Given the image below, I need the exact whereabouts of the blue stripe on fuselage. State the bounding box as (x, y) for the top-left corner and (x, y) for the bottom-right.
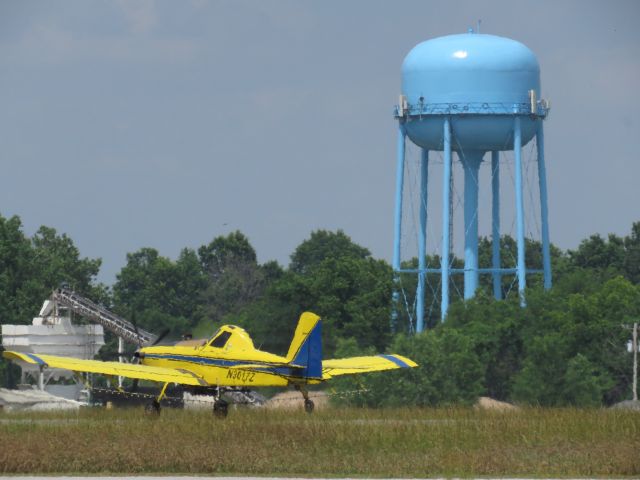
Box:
(143, 353), (242, 368)
(378, 354), (410, 368)
(143, 353), (309, 379)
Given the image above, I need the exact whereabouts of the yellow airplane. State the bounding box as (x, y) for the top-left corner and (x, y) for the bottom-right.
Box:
(3, 312), (417, 416)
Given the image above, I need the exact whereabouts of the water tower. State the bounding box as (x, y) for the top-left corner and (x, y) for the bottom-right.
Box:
(391, 31), (552, 332)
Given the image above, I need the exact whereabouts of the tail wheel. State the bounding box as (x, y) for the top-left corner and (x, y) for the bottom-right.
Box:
(304, 399), (315, 414)
(213, 399), (229, 418)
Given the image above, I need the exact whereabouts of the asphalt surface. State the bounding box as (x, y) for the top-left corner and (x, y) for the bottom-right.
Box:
(0, 477), (615, 480)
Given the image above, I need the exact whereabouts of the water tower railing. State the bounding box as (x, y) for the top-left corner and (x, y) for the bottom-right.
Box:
(394, 101), (549, 118)
(396, 267), (544, 275)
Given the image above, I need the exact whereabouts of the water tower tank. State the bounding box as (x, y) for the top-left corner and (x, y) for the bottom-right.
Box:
(401, 33), (541, 151)
(391, 31), (551, 332)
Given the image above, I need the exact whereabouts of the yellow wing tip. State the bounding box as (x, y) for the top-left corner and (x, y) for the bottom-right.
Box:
(3, 351), (40, 365)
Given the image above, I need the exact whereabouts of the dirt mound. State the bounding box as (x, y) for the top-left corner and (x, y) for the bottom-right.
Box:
(0, 388), (84, 412)
(610, 399), (640, 411)
(474, 396), (519, 411)
(266, 390), (329, 410)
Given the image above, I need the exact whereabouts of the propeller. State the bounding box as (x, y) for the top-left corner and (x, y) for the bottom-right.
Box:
(150, 328), (170, 347)
(128, 326), (170, 393)
(107, 309), (173, 393)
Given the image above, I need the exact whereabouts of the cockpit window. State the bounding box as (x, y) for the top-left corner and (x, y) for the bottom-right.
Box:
(209, 331), (232, 348)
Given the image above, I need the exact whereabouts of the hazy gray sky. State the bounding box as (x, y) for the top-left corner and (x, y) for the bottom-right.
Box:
(1, 0), (638, 284)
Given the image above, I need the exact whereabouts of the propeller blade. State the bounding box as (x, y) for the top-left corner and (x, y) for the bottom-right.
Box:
(130, 310), (144, 348)
(127, 378), (139, 393)
(151, 328), (170, 346)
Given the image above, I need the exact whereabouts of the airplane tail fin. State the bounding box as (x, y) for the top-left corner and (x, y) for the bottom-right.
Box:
(285, 312), (323, 379)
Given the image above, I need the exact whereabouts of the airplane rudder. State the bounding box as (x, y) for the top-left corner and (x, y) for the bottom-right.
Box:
(304, 316), (322, 378)
(286, 312), (320, 359)
(287, 312), (323, 379)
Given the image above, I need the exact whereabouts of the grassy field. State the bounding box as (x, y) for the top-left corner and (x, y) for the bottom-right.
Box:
(0, 405), (638, 476)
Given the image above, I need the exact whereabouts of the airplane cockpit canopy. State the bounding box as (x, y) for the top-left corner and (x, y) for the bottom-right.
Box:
(206, 325), (255, 351)
(209, 330), (231, 348)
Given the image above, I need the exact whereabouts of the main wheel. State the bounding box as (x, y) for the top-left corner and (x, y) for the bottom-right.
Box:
(145, 400), (161, 415)
(304, 399), (314, 414)
(213, 399), (229, 418)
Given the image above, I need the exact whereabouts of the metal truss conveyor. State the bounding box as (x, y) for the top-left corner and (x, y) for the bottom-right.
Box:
(51, 287), (155, 346)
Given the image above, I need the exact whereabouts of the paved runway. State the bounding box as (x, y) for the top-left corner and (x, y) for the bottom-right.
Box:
(0, 477), (612, 480)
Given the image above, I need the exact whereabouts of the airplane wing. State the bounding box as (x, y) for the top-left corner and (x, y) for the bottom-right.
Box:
(225, 354), (417, 379)
(322, 354), (417, 379)
(3, 351), (208, 386)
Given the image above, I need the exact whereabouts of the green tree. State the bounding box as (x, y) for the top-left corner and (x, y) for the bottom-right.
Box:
(393, 253), (466, 333)
(0, 218), (103, 326)
(31, 226), (104, 300)
(112, 247), (205, 336)
(198, 230), (257, 278)
(623, 222), (640, 283)
(311, 256), (392, 353)
(560, 224), (640, 286)
(0, 214), (103, 387)
(232, 257), (393, 357)
(511, 332), (568, 405)
(562, 354), (613, 407)
(585, 276), (640, 403)
(197, 232), (277, 331)
(333, 329), (484, 407)
(444, 292), (524, 400)
(289, 229), (370, 274)
(568, 233), (625, 274)
(505, 277), (638, 406)
(228, 231), (393, 357)
(0, 215), (40, 327)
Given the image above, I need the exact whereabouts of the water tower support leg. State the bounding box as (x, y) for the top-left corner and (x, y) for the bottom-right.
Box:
(536, 121), (552, 290)
(391, 124), (407, 331)
(416, 148), (429, 333)
(441, 117), (452, 321)
(514, 117), (526, 306)
(491, 151), (502, 300)
(462, 151), (483, 300)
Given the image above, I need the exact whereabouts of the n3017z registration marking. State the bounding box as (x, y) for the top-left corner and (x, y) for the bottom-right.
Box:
(226, 369), (256, 382)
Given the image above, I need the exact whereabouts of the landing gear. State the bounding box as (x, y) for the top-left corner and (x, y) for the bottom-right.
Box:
(304, 398), (315, 414)
(145, 400), (161, 415)
(213, 398), (229, 418)
(145, 382), (169, 416)
(295, 384), (315, 414)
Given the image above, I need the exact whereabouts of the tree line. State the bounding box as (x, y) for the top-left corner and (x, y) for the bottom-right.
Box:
(0, 212), (638, 407)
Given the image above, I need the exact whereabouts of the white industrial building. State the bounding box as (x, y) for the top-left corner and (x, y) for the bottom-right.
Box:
(1, 299), (105, 400)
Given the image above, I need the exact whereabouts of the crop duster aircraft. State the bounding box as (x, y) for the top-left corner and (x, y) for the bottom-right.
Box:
(3, 312), (417, 416)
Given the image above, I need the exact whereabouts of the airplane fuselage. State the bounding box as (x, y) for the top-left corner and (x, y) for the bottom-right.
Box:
(140, 345), (296, 387)
(138, 324), (321, 387)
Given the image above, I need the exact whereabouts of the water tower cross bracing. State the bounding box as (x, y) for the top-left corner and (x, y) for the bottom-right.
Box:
(391, 31), (552, 332)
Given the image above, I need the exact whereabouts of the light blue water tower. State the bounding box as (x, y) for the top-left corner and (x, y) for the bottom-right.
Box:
(391, 31), (552, 332)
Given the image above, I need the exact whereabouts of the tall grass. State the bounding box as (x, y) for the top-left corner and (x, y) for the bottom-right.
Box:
(0, 406), (638, 476)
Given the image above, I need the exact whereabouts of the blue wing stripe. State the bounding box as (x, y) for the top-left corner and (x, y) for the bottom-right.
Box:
(25, 353), (47, 366)
(378, 354), (410, 368)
